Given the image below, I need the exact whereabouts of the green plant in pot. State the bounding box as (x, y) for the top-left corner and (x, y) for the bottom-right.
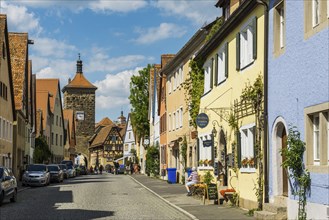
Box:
(203, 171), (213, 186)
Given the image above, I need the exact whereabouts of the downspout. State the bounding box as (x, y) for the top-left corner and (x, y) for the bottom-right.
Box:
(256, 0), (269, 203)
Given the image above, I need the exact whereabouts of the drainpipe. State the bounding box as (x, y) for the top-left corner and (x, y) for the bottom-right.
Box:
(256, 0), (269, 204)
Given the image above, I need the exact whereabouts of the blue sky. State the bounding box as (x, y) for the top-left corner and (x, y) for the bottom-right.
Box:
(0, 0), (219, 123)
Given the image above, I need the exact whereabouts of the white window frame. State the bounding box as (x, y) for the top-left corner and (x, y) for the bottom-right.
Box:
(168, 80), (171, 94)
(240, 123), (255, 160)
(203, 61), (212, 94)
(217, 45), (226, 84)
(312, 0), (320, 27)
(180, 107), (183, 128)
(3, 119), (6, 140)
(173, 73), (177, 91)
(168, 114), (171, 131)
(313, 114), (320, 165)
(279, 6), (285, 49)
(240, 24), (254, 68)
(180, 66), (184, 85)
(176, 109), (179, 130)
(172, 112), (175, 131)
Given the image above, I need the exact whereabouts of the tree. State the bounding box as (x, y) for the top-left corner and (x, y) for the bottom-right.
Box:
(33, 136), (51, 163)
(129, 64), (151, 141)
(145, 146), (159, 176)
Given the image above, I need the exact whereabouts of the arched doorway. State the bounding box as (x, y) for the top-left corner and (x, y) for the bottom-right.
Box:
(272, 117), (288, 197)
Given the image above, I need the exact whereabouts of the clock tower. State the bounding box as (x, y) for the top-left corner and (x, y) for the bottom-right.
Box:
(62, 55), (97, 162)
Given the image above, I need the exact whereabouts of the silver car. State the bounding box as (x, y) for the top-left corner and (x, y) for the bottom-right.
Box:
(0, 167), (17, 205)
(22, 164), (50, 186)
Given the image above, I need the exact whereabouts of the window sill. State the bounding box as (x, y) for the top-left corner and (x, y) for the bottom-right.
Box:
(240, 60), (255, 71)
(217, 78), (227, 87)
(240, 167), (256, 173)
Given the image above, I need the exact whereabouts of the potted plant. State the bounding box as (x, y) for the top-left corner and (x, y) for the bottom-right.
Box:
(241, 158), (249, 168)
(248, 157), (255, 168)
(198, 160), (204, 166)
(208, 160), (213, 166)
(203, 159), (209, 166)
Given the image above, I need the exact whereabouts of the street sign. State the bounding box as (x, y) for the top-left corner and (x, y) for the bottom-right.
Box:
(203, 140), (212, 147)
(196, 113), (209, 128)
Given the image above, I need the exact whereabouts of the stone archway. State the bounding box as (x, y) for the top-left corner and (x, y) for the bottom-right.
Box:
(272, 117), (289, 198)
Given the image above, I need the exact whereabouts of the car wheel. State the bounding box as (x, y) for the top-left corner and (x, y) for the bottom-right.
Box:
(10, 189), (17, 203)
(0, 191), (4, 206)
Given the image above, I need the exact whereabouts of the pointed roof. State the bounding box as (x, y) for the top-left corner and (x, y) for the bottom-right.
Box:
(95, 117), (114, 128)
(36, 78), (61, 113)
(0, 14), (16, 121)
(8, 32), (28, 110)
(36, 90), (51, 130)
(90, 125), (115, 148)
(62, 56), (97, 91)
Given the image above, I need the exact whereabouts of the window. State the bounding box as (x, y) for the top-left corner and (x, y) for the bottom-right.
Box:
(240, 124), (255, 161)
(60, 135), (62, 146)
(56, 134), (58, 145)
(128, 132), (131, 139)
(0, 117), (2, 139)
(51, 133), (54, 145)
(274, 1), (285, 56)
(60, 117), (62, 127)
(312, 0), (320, 27)
(168, 114), (171, 131)
(176, 109), (179, 129)
(168, 80), (171, 94)
(237, 17), (257, 70)
(313, 115), (320, 165)
(305, 102), (329, 171)
(180, 107), (183, 127)
(223, 3), (230, 21)
(203, 61), (212, 94)
(56, 116), (58, 126)
(173, 113), (176, 131)
(180, 66), (184, 84)
(217, 43), (228, 85)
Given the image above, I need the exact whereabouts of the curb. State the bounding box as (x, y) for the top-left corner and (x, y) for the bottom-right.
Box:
(130, 175), (198, 220)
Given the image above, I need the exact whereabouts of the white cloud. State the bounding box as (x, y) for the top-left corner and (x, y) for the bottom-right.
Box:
(86, 47), (152, 73)
(0, 2), (42, 35)
(153, 0), (219, 26)
(94, 67), (142, 110)
(31, 37), (77, 58)
(88, 0), (147, 13)
(133, 23), (186, 45)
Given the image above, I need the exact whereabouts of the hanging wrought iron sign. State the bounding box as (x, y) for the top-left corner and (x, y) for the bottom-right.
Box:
(196, 113), (209, 128)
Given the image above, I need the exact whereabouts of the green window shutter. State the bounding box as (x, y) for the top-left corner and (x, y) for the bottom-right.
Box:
(215, 54), (218, 85)
(225, 42), (229, 78)
(236, 131), (241, 168)
(236, 32), (240, 70)
(253, 126), (257, 169)
(252, 17), (257, 60)
(210, 58), (214, 89)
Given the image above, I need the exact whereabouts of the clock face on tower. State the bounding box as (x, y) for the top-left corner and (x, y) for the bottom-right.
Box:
(76, 111), (85, 121)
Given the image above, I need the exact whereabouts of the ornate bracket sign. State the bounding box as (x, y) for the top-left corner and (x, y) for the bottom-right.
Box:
(196, 113), (209, 128)
(203, 140), (212, 147)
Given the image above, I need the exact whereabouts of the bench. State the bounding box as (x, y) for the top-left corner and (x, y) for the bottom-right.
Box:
(190, 183), (206, 199)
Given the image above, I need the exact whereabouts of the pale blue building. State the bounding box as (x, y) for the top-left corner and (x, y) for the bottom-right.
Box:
(267, 0), (329, 219)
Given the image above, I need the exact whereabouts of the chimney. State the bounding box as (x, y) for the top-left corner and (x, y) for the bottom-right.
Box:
(161, 54), (175, 69)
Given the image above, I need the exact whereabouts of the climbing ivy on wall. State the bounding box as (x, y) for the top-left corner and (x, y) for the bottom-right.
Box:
(183, 60), (204, 128)
(281, 127), (311, 220)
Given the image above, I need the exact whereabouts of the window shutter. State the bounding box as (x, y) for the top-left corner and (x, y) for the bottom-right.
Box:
(236, 131), (241, 168)
(253, 126), (257, 169)
(210, 58), (214, 89)
(215, 54), (219, 85)
(225, 42), (229, 78)
(252, 17), (257, 59)
(236, 32), (240, 70)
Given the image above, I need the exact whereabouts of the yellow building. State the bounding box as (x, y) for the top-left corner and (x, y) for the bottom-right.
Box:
(161, 23), (216, 183)
(195, 0), (266, 209)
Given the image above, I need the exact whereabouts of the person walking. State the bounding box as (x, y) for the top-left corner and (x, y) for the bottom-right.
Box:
(130, 163), (134, 175)
(185, 167), (198, 196)
(99, 164), (104, 174)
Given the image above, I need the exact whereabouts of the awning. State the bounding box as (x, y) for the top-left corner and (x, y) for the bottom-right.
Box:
(115, 155), (129, 163)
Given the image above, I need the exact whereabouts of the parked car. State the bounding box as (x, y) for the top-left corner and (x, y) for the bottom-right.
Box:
(60, 160), (73, 167)
(47, 165), (64, 183)
(22, 164), (50, 186)
(67, 165), (76, 178)
(58, 164), (68, 179)
(79, 165), (87, 175)
(0, 167), (17, 206)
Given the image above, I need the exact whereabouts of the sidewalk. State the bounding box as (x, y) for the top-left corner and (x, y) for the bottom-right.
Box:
(130, 174), (255, 220)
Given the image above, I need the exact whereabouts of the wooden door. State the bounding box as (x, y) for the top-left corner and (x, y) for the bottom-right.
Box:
(282, 128), (288, 197)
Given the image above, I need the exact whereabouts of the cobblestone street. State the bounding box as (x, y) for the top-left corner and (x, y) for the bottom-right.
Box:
(0, 174), (190, 220)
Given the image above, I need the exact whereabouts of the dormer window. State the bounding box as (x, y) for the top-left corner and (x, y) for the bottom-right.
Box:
(224, 3), (230, 21)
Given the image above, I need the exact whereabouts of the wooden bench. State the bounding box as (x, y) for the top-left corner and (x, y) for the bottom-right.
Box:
(190, 183), (206, 200)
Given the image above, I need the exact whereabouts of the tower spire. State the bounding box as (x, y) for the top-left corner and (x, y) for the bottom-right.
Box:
(77, 53), (83, 73)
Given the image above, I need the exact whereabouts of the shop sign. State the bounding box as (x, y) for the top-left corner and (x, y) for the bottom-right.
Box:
(196, 113), (209, 128)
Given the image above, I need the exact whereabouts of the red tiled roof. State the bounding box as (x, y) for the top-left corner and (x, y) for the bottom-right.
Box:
(36, 79), (61, 113)
(9, 32), (28, 110)
(95, 117), (114, 128)
(90, 125), (114, 147)
(62, 73), (97, 91)
(36, 91), (50, 130)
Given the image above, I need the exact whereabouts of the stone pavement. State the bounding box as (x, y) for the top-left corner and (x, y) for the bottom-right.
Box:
(130, 174), (255, 220)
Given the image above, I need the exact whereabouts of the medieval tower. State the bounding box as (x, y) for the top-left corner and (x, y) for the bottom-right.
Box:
(62, 55), (97, 164)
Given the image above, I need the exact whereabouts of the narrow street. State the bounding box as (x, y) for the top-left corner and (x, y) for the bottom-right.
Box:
(0, 174), (190, 220)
